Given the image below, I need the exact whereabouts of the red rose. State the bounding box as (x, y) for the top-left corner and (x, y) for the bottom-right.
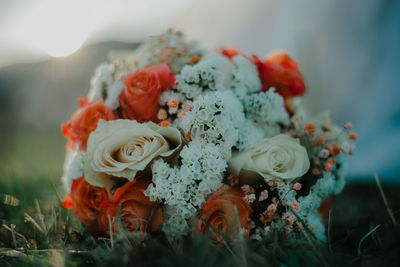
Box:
(196, 186), (251, 242)
(105, 177), (163, 236)
(253, 51), (306, 99)
(119, 64), (175, 122)
(68, 177), (111, 237)
(61, 98), (117, 150)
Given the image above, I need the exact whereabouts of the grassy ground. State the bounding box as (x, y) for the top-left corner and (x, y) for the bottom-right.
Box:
(0, 127), (400, 266)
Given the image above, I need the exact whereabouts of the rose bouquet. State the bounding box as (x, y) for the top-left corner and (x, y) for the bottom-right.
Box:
(61, 29), (357, 243)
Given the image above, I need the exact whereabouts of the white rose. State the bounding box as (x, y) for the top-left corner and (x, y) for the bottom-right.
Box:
(83, 119), (182, 189)
(229, 134), (310, 182)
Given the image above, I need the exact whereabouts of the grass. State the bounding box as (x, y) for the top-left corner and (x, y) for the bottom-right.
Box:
(0, 127), (400, 266)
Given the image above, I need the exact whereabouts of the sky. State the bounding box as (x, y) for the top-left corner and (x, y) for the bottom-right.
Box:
(0, 0), (194, 67)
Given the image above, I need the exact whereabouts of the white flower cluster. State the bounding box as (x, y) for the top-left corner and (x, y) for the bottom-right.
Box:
(145, 141), (226, 236)
(269, 169), (346, 241)
(333, 154), (348, 194)
(244, 88), (290, 134)
(235, 120), (264, 150)
(180, 90), (246, 159)
(86, 62), (124, 110)
(143, 42), (302, 237)
(87, 63), (115, 101)
(305, 213), (326, 241)
(161, 206), (192, 240)
(230, 55), (261, 100)
(159, 90), (186, 106)
(176, 53), (234, 99)
(296, 172), (336, 241)
(104, 81), (124, 110)
(61, 149), (84, 192)
(134, 29), (203, 73)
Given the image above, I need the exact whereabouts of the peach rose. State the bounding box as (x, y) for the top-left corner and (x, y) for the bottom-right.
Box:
(68, 177), (111, 237)
(253, 51), (306, 99)
(196, 186), (251, 241)
(105, 178), (163, 236)
(61, 98), (117, 150)
(119, 64), (175, 122)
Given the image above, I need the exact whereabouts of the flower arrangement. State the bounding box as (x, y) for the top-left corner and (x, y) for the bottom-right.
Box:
(61, 29), (357, 243)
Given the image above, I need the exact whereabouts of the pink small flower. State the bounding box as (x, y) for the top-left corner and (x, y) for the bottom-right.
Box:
(267, 179), (280, 186)
(259, 190), (269, 201)
(178, 111), (187, 121)
(322, 124), (332, 131)
(182, 101), (194, 112)
(167, 97), (179, 109)
(344, 122), (352, 129)
(266, 204), (277, 217)
(286, 213), (295, 227)
(292, 183), (302, 191)
(243, 194), (256, 204)
(157, 109), (168, 120)
(290, 200), (300, 212)
(159, 119), (171, 127)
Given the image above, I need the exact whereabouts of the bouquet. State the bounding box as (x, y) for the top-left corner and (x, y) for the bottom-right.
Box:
(60, 29), (357, 243)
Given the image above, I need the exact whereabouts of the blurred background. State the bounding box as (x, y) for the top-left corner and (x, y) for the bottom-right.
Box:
(0, 0), (399, 187)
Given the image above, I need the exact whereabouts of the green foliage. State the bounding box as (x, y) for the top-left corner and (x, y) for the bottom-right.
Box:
(1, 181), (400, 266)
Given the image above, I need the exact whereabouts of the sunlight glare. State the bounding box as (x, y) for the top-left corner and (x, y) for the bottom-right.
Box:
(12, 1), (93, 57)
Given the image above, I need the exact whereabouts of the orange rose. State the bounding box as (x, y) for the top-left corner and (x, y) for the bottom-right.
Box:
(253, 51), (306, 99)
(119, 64), (175, 122)
(69, 177), (111, 237)
(197, 186), (251, 241)
(105, 177), (163, 236)
(61, 98), (117, 150)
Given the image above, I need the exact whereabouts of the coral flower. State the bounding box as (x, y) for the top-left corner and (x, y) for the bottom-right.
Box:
(318, 194), (335, 219)
(119, 64), (175, 122)
(196, 186), (251, 242)
(61, 98), (117, 150)
(253, 51), (306, 99)
(61, 194), (73, 209)
(220, 47), (240, 59)
(104, 178), (163, 237)
(69, 177), (111, 237)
